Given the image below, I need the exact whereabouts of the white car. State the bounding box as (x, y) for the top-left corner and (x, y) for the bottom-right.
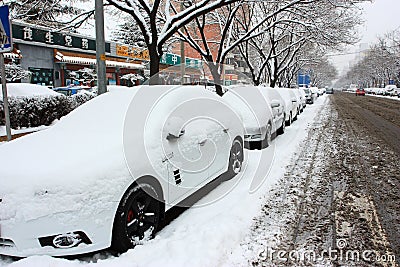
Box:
(383, 85), (398, 96)
(292, 89), (305, 114)
(298, 88), (307, 110)
(223, 86), (284, 150)
(0, 85), (244, 257)
(275, 88), (298, 126)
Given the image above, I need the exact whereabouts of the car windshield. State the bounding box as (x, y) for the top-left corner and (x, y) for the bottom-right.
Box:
(56, 90), (69, 96)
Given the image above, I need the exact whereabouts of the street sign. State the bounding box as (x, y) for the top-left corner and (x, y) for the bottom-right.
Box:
(0, 5), (12, 141)
(0, 5), (12, 53)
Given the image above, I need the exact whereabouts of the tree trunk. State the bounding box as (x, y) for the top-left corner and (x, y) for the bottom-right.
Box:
(209, 64), (224, 96)
(148, 45), (160, 85)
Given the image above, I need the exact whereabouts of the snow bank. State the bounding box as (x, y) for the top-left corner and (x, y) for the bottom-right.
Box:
(0, 83), (61, 98)
(0, 125), (51, 137)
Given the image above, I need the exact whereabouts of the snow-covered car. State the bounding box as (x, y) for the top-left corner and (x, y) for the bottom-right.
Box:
(53, 86), (93, 96)
(373, 87), (384, 95)
(0, 83), (61, 98)
(261, 87), (286, 133)
(0, 85), (244, 257)
(274, 88), (298, 125)
(303, 88), (316, 104)
(291, 89), (305, 114)
(326, 88), (334, 94)
(223, 85), (282, 149)
(298, 88), (308, 108)
(309, 87), (319, 99)
(383, 85), (398, 96)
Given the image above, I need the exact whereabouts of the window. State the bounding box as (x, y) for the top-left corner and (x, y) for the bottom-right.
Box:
(29, 67), (54, 86)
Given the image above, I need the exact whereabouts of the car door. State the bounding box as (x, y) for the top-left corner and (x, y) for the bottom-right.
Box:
(266, 88), (285, 131)
(164, 118), (219, 204)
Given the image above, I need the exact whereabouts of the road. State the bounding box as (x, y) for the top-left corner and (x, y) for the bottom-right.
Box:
(242, 93), (399, 267)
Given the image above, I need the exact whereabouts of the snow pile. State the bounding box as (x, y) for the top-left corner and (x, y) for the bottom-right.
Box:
(0, 83), (61, 98)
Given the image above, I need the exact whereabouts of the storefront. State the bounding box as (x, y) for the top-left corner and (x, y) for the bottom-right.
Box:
(159, 53), (203, 84)
(10, 22), (146, 88)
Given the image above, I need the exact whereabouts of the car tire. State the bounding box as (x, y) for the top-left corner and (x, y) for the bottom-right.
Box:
(277, 116), (286, 135)
(286, 113), (292, 126)
(261, 123), (272, 149)
(225, 138), (244, 180)
(112, 184), (161, 253)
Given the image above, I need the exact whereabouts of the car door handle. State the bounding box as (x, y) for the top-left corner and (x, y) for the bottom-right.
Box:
(162, 152), (174, 163)
(198, 139), (208, 146)
(223, 128), (229, 133)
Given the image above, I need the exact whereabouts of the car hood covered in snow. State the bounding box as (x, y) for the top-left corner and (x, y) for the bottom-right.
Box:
(0, 87), (139, 203)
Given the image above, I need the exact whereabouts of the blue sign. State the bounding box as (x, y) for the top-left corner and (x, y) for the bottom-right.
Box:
(0, 5), (12, 53)
(297, 73), (310, 87)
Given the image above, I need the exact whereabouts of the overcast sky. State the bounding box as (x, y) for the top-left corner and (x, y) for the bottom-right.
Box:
(331, 0), (400, 74)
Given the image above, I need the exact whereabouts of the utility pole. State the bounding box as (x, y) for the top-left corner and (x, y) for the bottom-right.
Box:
(0, 53), (11, 141)
(180, 2), (185, 85)
(0, 5), (13, 141)
(95, 0), (107, 95)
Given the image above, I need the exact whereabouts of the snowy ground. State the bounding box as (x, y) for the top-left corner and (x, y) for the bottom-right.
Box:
(0, 96), (329, 267)
(0, 126), (50, 138)
(343, 91), (400, 101)
(367, 94), (400, 101)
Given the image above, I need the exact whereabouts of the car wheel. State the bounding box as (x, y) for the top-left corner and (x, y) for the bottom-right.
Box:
(225, 139), (244, 179)
(261, 123), (272, 148)
(112, 184), (161, 253)
(277, 116), (286, 135)
(286, 113), (292, 126)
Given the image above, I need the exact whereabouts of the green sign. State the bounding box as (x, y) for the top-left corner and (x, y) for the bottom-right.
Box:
(12, 23), (111, 53)
(160, 53), (202, 69)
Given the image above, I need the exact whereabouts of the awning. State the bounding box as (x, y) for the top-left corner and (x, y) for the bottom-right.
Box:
(57, 55), (144, 70)
(4, 50), (22, 59)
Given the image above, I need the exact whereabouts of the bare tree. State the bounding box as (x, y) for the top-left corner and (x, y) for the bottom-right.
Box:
(342, 29), (400, 88)
(105, 0), (248, 84)
(177, 0), (313, 95)
(236, 0), (367, 87)
(4, 0), (94, 30)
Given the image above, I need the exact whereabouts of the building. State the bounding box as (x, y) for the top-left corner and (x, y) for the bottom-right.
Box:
(6, 21), (146, 88)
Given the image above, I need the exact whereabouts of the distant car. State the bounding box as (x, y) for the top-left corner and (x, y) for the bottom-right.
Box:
(53, 86), (92, 96)
(318, 88), (326, 96)
(356, 88), (365, 96)
(304, 88), (317, 104)
(0, 85), (244, 257)
(383, 85), (398, 96)
(349, 84), (358, 93)
(326, 88), (334, 94)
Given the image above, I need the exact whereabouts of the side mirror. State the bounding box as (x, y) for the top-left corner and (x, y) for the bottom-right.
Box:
(165, 116), (185, 140)
(270, 100), (280, 108)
